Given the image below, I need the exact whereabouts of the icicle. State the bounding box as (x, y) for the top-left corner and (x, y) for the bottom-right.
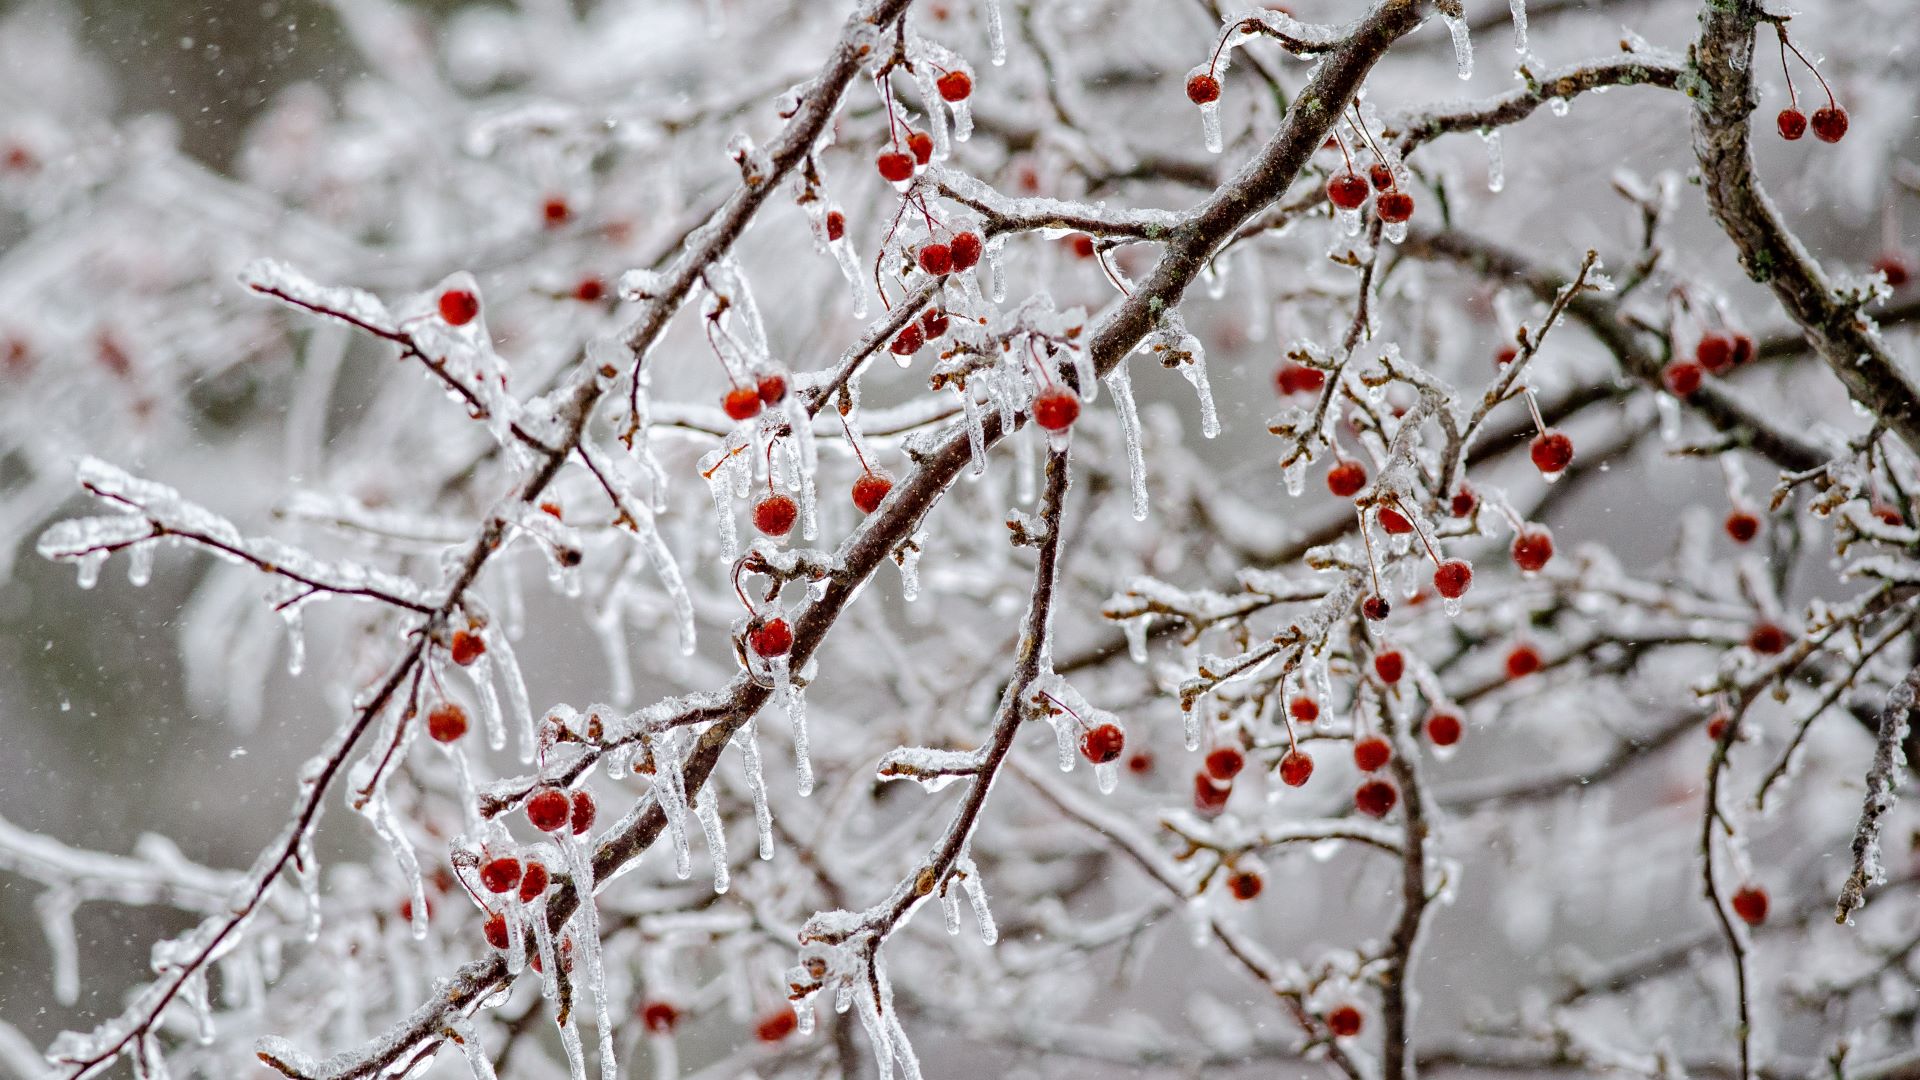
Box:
(896, 532), (924, 601)
(1509, 0), (1530, 59)
(650, 732), (695, 878)
(559, 833), (617, 1080)
(75, 549), (106, 589)
(1384, 220), (1409, 245)
(829, 234), (871, 319)
(38, 891), (79, 1005)
(127, 541), (154, 587)
(949, 97), (973, 142)
(1442, 10), (1473, 79)
(281, 606), (306, 677)
(178, 970), (214, 1044)
(448, 1017), (500, 1080)
(983, 0), (1006, 65)
(941, 881), (962, 934)
(1199, 101), (1223, 154)
(1482, 129), (1504, 192)
(1335, 206), (1362, 236)
(699, 449), (740, 564)
(294, 832), (321, 941)
(1183, 703), (1201, 751)
(1013, 418), (1037, 506)
(771, 654), (814, 795)
(695, 791), (730, 894)
(471, 652), (507, 752)
(557, 1010), (588, 1080)
(958, 857), (998, 944)
(366, 796), (428, 942)
(489, 629), (539, 764)
(1123, 615), (1151, 663)
(960, 387), (988, 477)
(734, 720), (775, 860)
(1104, 365), (1149, 520)
(1094, 759), (1118, 794)
(1177, 353), (1219, 439)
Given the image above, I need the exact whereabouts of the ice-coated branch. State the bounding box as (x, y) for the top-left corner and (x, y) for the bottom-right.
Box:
(1392, 52), (1684, 152)
(1836, 664), (1920, 924)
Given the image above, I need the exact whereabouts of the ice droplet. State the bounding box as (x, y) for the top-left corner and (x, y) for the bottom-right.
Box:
(1384, 219), (1409, 245)
(1199, 101), (1223, 154)
(1482, 129), (1504, 192)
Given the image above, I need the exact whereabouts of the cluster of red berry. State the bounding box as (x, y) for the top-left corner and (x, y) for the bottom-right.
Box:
(1661, 326), (1757, 399)
(1773, 27), (1847, 145)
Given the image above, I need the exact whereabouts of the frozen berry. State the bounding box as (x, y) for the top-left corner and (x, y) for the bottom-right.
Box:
(573, 277), (604, 302)
(518, 860), (550, 902)
(1425, 712), (1462, 746)
(937, 70), (973, 102)
(480, 857), (522, 894)
(427, 703), (469, 743)
(1354, 778), (1397, 817)
(1368, 163), (1395, 190)
(542, 197), (571, 226)
(1729, 332), (1755, 367)
(1696, 331), (1736, 373)
(1327, 171), (1370, 210)
(1227, 869), (1263, 901)
(757, 372), (788, 405)
(1730, 884), (1769, 925)
(876, 150), (915, 182)
(1874, 502), (1905, 526)
(484, 912), (510, 949)
(1530, 430), (1574, 475)
(438, 289), (480, 326)
(852, 470), (893, 514)
(1777, 107), (1807, 141)
(1378, 506), (1413, 534)
(1875, 252), (1913, 288)
(756, 1006), (800, 1042)
(1033, 387), (1081, 432)
(571, 791), (596, 835)
(1186, 72), (1221, 105)
(1081, 722), (1126, 765)
(1747, 621), (1790, 654)
(1127, 751), (1154, 774)
(749, 617), (793, 658)
(1725, 510), (1759, 543)
(1279, 750), (1315, 787)
(641, 1001), (680, 1034)
(906, 130), (934, 166)
(1663, 360), (1704, 397)
(1193, 772), (1232, 817)
(1450, 488), (1477, 517)
(949, 231), (983, 271)
(1326, 460), (1367, 498)
(526, 787), (571, 832)
(1353, 735), (1392, 772)
(724, 386), (764, 421)
(450, 630), (487, 666)
(1375, 190), (1414, 224)
(1290, 697), (1320, 723)
(1433, 559), (1473, 599)
(754, 493), (798, 537)
(1706, 713), (1729, 741)
(1373, 650), (1405, 684)
(1363, 595), (1391, 621)
(1275, 361), (1326, 396)
(918, 243), (953, 275)
(825, 210), (847, 242)
(1810, 105), (1848, 143)
(921, 307), (950, 339)
(1495, 344), (1518, 367)
(1505, 644), (1542, 679)
(890, 323), (924, 356)
(1327, 1005), (1364, 1038)
(1069, 234), (1096, 258)
(1512, 528), (1554, 573)
(1204, 746), (1245, 781)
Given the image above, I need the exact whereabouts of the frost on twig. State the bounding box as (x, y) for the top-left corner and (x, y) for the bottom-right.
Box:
(1836, 665), (1919, 923)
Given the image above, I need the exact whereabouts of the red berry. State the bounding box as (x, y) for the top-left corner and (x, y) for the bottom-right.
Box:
(753, 494), (798, 537)
(641, 1001), (680, 1034)
(906, 130), (934, 165)
(427, 703), (469, 744)
(1363, 594), (1391, 621)
(852, 470), (893, 514)
(920, 307), (950, 339)
(480, 857), (522, 894)
(1378, 506), (1413, 534)
(949, 231), (983, 271)
(1204, 746), (1245, 781)
(1706, 713), (1729, 741)
(937, 70), (973, 102)
(918, 243), (953, 275)
(1354, 778), (1397, 817)
(1368, 163), (1395, 191)
(1747, 622), (1790, 655)
(1696, 331), (1735, 373)
(1505, 644), (1542, 679)
(573, 277), (605, 302)
(571, 791), (596, 835)
(1425, 712), (1462, 746)
(1279, 750), (1315, 787)
(1289, 697), (1319, 723)
(724, 386), (764, 421)
(1810, 105), (1848, 143)
(1433, 559), (1473, 599)
(1450, 488), (1477, 517)
(1495, 344), (1518, 367)
(1353, 735), (1392, 772)
(876, 150), (915, 182)
(484, 912), (510, 949)
(1193, 772), (1232, 817)
(1512, 528), (1554, 573)
(1185, 72), (1221, 105)
(1730, 884), (1769, 925)
(756, 1006), (800, 1042)
(1227, 869), (1263, 901)
(438, 289), (480, 326)
(398, 896), (432, 923)
(1126, 751), (1154, 774)
(1326, 460), (1367, 498)
(756, 372), (788, 406)
(1875, 253), (1913, 288)
(1033, 387), (1081, 432)
(749, 617), (793, 658)
(1729, 332), (1754, 367)
(1327, 1005), (1364, 1038)
(1530, 430), (1574, 476)
(518, 860), (550, 902)
(1274, 361), (1326, 396)
(1081, 722), (1126, 765)
(526, 787), (571, 832)
(1663, 360), (1704, 397)
(1327, 171), (1370, 210)
(542, 197), (571, 226)
(1373, 650), (1405, 684)
(450, 630), (487, 667)
(1874, 502), (1905, 526)
(1777, 107), (1807, 141)
(890, 323), (925, 356)
(825, 210), (847, 242)
(1375, 190), (1414, 224)
(1070, 234), (1096, 259)
(1725, 510), (1759, 543)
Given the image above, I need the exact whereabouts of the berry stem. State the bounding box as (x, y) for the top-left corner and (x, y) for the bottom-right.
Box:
(1355, 504), (1384, 597)
(838, 412), (875, 474)
(1776, 31), (1798, 110)
(1394, 493), (1445, 568)
(1776, 27), (1835, 109)
(1523, 387), (1548, 437)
